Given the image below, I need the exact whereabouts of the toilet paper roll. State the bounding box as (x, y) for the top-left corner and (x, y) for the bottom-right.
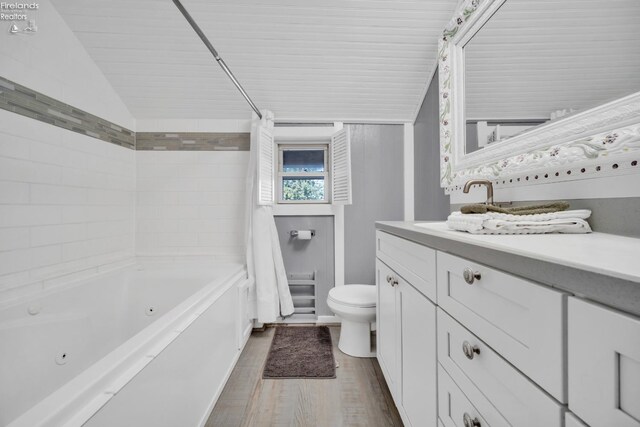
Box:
(296, 230), (312, 240)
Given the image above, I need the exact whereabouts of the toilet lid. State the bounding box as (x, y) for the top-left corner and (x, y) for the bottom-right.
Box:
(328, 285), (376, 308)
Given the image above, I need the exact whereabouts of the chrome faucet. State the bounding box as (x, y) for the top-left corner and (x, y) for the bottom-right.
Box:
(463, 179), (494, 205)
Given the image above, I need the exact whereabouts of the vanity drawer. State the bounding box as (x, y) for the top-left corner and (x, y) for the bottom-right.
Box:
(436, 252), (567, 402)
(568, 298), (640, 427)
(376, 231), (436, 302)
(438, 365), (504, 427)
(437, 309), (563, 427)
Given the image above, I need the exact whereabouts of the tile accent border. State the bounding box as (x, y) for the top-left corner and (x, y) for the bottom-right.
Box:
(136, 132), (250, 151)
(0, 76), (135, 149)
(1, 76), (250, 151)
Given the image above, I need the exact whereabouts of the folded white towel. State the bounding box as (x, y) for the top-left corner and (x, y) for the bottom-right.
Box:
(446, 210), (592, 235)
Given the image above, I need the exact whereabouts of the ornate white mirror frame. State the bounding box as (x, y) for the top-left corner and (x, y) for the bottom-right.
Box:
(438, 0), (640, 194)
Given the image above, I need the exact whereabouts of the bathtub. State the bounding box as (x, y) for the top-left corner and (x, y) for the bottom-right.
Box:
(1, 261), (252, 427)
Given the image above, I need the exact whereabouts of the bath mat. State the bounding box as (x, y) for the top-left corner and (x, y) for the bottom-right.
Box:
(263, 326), (336, 379)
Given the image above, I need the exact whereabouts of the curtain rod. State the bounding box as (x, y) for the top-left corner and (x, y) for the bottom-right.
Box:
(172, 0), (263, 119)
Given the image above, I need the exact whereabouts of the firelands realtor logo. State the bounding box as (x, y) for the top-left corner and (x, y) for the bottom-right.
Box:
(1, 2), (39, 34)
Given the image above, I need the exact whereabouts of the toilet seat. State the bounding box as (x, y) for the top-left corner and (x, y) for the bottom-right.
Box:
(328, 285), (376, 308)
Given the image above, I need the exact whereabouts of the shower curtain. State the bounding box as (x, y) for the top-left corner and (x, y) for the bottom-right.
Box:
(245, 110), (294, 323)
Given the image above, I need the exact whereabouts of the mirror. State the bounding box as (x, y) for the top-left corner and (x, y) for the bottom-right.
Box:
(439, 0), (640, 191)
(463, 0), (640, 154)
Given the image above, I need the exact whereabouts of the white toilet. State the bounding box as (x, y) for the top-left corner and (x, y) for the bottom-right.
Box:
(327, 284), (376, 358)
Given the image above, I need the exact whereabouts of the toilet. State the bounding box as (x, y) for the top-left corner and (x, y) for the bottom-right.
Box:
(327, 284), (376, 358)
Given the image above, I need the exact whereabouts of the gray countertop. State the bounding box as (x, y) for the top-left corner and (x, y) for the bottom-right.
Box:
(376, 221), (640, 317)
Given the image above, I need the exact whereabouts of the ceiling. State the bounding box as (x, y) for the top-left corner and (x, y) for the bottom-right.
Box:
(464, 0), (640, 121)
(51, 0), (459, 122)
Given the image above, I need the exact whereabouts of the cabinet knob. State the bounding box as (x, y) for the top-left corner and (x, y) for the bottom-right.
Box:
(463, 267), (481, 284)
(462, 341), (480, 360)
(386, 274), (398, 287)
(463, 413), (481, 427)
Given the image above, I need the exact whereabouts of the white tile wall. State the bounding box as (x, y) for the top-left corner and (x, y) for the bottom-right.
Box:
(0, 110), (136, 300)
(0, 5), (252, 301)
(136, 151), (249, 261)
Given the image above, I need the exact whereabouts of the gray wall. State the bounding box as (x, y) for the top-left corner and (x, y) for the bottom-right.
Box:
(345, 124), (405, 286)
(274, 216), (335, 316)
(414, 71), (451, 220)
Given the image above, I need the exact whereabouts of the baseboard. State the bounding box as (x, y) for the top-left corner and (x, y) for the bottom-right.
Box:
(316, 315), (341, 324)
(263, 315), (341, 325)
(253, 320), (264, 329)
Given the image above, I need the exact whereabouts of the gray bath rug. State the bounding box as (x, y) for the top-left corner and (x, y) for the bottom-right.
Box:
(263, 326), (336, 379)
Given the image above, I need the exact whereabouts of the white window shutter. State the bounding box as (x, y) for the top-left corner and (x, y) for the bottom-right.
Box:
(331, 127), (352, 205)
(257, 125), (275, 205)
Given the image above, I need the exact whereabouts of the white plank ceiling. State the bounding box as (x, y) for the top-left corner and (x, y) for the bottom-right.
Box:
(465, 0), (640, 121)
(51, 0), (459, 122)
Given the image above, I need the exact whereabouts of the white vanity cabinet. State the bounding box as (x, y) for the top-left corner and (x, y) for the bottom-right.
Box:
(375, 226), (640, 427)
(376, 233), (438, 427)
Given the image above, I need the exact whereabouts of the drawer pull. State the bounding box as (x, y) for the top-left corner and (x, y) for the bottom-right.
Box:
(462, 341), (480, 360)
(463, 267), (481, 284)
(386, 275), (398, 287)
(463, 413), (481, 427)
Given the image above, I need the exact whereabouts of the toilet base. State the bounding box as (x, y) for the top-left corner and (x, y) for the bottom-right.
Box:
(338, 319), (375, 358)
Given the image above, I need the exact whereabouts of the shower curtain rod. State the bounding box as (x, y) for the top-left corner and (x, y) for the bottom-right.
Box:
(172, 0), (263, 119)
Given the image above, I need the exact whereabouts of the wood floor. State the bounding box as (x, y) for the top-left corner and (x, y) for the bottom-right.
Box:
(206, 326), (403, 427)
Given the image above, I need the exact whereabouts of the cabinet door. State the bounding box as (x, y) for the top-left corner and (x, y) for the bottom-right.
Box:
(399, 280), (437, 427)
(568, 297), (640, 427)
(376, 259), (398, 395)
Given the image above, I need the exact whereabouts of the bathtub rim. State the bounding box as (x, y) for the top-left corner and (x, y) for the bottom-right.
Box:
(0, 259), (240, 312)
(7, 262), (247, 427)
(0, 262), (135, 312)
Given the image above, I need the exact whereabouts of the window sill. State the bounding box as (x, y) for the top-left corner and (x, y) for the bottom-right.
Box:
(272, 204), (341, 216)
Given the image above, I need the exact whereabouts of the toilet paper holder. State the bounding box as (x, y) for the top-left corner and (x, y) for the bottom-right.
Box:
(290, 230), (316, 238)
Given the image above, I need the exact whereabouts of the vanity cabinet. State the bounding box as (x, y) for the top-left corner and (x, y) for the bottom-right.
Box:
(375, 226), (640, 427)
(376, 233), (438, 427)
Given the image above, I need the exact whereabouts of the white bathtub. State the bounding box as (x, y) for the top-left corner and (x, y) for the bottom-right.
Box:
(1, 261), (252, 427)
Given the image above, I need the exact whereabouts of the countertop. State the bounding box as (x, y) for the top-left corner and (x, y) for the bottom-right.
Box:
(376, 221), (640, 316)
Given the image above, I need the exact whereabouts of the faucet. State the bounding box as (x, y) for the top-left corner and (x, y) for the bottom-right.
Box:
(463, 179), (494, 205)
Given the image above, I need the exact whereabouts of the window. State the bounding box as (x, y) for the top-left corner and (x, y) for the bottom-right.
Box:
(256, 123), (351, 206)
(277, 145), (329, 203)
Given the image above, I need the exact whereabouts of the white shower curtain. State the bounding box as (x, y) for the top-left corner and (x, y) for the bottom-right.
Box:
(245, 110), (294, 323)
